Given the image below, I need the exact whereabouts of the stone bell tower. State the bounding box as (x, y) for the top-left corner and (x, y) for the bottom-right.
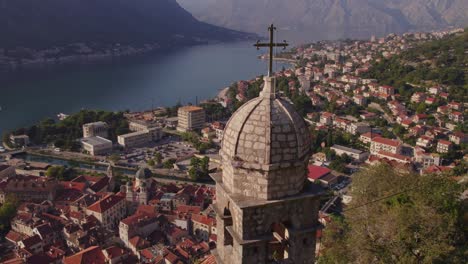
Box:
(212, 67), (322, 264)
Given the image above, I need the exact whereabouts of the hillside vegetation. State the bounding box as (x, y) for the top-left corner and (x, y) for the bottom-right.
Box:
(363, 30), (468, 101)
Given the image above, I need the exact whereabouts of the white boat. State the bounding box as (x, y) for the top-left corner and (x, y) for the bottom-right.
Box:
(57, 113), (69, 120)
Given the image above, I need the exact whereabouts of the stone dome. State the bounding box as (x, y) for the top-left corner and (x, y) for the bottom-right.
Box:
(221, 77), (311, 167)
(219, 76), (312, 200)
(136, 167), (152, 179)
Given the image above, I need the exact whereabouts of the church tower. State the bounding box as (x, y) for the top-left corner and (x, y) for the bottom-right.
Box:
(107, 164), (115, 192)
(212, 25), (321, 264)
(139, 182), (149, 205)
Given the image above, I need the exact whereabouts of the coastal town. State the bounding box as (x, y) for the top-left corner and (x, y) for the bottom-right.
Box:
(0, 26), (466, 263)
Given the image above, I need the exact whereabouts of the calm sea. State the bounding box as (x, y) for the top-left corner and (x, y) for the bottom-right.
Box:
(0, 41), (290, 134)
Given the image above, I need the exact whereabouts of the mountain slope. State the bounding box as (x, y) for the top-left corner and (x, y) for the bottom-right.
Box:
(0, 0), (251, 49)
(177, 0), (468, 41)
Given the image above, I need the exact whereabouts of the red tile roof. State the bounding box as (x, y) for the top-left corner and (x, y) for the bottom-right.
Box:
(87, 194), (124, 214)
(200, 255), (217, 264)
(60, 181), (87, 192)
(21, 234), (42, 248)
(361, 132), (379, 139)
(307, 165), (331, 180)
(377, 151), (411, 162)
(120, 211), (158, 226)
(63, 246), (106, 264)
(129, 236), (149, 249)
(191, 214), (215, 226)
(176, 205), (201, 215)
(137, 204), (157, 215)
(6, 230), (23, 243)
(103, 246), (126, 259)
(89, 177), (110, 193)
(164, 249), (180, 263)
(424, 165), (452, 174)
(372, 137), (401, 147)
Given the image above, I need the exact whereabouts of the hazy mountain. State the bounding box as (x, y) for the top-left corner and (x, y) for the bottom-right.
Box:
(0, 0), (252, 49)
(177, 0), (468, 42)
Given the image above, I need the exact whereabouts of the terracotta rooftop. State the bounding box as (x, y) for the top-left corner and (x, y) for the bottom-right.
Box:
(120, 211), (158, 226)
(63, 246), (106, 264)
(438, 140), (452, 146)
(129, 236), (149, 249)
(6, 230), (24, 243)
(200, 255), (217, 264)
(21, 234), (42, 248)
(377, 151), (411, 162)
(307, 165), (331, 180)
(372, 137), (401, 147)
(87, 194), (124, 213)
(191, 214), (215, 226)
(179, 106), (204, 112)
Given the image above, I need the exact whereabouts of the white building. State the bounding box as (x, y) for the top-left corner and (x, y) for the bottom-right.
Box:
(191, 214), (216, 242)
(319, 112), (334, 125)
(436, 140), (452, 154)
(81, 136), (113, 156)
(346, 122), (371, 135)
(119, 212), (162, 252)
(86, 194), (126, 230)
(331, 145), (369, 161)
(414, 150), (440, 168)
(177, 106), (206, 132)
(118, 127), (162, 148)
(83, 122), (108, 138)
(370, 137), (402, 155)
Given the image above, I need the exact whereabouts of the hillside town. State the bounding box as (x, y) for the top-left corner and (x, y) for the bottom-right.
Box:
(0, 27), (466, 263)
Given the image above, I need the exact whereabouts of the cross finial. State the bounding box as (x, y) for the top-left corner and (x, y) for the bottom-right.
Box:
(254, 24), (288, 77)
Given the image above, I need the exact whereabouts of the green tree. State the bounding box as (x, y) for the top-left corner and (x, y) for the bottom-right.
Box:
(2, 132), (13, 149)
(109, 154), (120, 163)
(154, 152), (163, 164)
(416, 102), (427, 114)
(45, 166), (66, 180)
(0, 195), (19, 235)
(190, 157), (201, 168)
(319, 164), (466, 264)
(200, 157), (210, 174)
(188, 166), (198, 181)
(163, 159), (176, 169)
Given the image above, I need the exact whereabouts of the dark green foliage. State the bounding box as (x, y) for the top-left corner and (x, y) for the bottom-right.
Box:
(246, 78), (263, 100)
(163, 158), (176, 169)
(45, 166), (65, 179)
(181, 132), (213, 153)
(363, 31), (467, 103)
(0, 196), (19, 235)
(328, 153), (352, 173)
(291, 93), (313, 116)
(200, 102), (228, 121)
(45, 165), (76, 180)
(319, 164), (466, 264)
(189, 156), (210, 180)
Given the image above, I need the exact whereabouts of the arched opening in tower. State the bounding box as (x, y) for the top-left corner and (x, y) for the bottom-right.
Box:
(223, 206), (233, 246)
(268, 222), (291, 262)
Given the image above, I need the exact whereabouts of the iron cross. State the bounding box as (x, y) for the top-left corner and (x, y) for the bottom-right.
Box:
(254, 24), (289, 76)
